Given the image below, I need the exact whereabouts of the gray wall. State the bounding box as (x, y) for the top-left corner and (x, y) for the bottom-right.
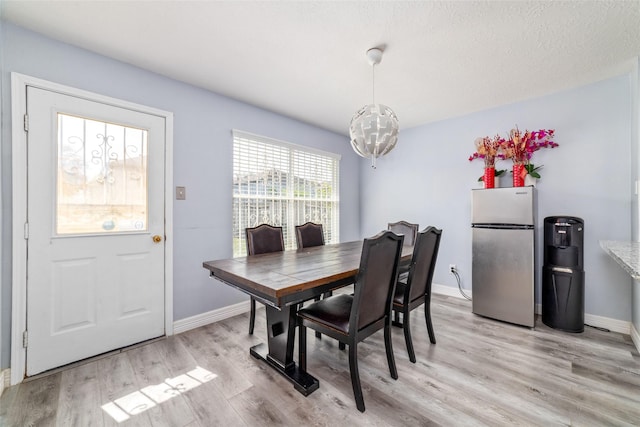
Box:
(359, 75), (635, 322)
(0, 22), (361, 368)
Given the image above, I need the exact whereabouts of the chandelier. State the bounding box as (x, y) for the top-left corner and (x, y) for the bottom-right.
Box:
(349, 47), (399, 168)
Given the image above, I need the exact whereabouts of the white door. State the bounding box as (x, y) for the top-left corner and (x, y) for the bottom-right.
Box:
(26, 86), (166, 375)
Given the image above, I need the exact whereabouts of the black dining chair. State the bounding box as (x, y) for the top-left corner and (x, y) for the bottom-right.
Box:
(246, 224), (285, 335)
(297, 230), (404, 412)
(388, 220), (419, 247)
(388, 220), (418, 277)
(295, 222), (325, 249)
(388, 221), (419, 324)
(392, 226), (442, 363)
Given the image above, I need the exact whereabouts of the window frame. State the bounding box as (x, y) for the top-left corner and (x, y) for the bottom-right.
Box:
(232, 129), (340, 256)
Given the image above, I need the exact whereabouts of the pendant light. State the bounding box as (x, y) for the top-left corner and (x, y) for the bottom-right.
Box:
(349, 47), (399, 168)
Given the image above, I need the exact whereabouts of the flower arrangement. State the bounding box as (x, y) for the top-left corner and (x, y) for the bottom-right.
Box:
(468, 135), (505, 168)
(469, 127), (558, 188)
(502, 127), (558, 165)
(469, 135), (505, 188)
(503, 127), (558, 185)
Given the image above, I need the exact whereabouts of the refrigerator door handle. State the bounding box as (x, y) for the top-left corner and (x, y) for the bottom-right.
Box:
(472, 224), (534, 230)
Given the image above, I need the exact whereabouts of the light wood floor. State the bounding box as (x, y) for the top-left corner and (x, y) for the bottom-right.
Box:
(2, 293), (639, 426)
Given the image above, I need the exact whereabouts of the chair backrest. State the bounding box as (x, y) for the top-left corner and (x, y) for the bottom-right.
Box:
(351, 230), (404, 332)
(295, 222), (325, 249)
(406, 226), (442, 303)
(388, 221), (419, 246)
(245, 224), (285, 255)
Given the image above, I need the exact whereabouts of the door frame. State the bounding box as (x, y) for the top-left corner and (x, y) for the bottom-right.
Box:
(10, 73), (174, 385)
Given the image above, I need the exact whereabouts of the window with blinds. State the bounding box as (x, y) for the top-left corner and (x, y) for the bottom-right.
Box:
(232, 130), (340, 256)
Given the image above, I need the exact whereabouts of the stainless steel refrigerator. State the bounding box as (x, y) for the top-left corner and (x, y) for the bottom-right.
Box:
(471, 187), (536, 328)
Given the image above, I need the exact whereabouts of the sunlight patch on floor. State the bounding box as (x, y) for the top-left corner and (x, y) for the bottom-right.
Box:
(101, 366), (216, 423)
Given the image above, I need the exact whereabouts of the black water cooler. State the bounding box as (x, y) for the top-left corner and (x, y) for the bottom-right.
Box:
(542, 216), (585, 332)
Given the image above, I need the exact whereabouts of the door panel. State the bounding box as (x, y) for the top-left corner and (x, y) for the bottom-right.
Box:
(52, 257), (97, 333)
(26, 86), (166, 375)
(116, 252), (154, 317)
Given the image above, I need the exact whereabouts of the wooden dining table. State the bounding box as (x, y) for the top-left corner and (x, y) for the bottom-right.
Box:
(202, 240), (413, 396)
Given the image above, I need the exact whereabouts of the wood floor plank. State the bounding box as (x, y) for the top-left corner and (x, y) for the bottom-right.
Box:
(227, 384), (293, 426)
(177, 377), (246, 427)
(125, 341), (197, 427)
(2, 294), (639, 426)
(0, 379), (19, 424)
(155, 333), (247, 426)
(55, 361), (104, 426)
(3, 372), (61, 426)
(176, 326), (254, 399)
(97, 350), (154, 427)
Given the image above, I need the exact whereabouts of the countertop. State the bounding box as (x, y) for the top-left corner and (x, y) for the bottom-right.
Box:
(599, 240), (640, 280)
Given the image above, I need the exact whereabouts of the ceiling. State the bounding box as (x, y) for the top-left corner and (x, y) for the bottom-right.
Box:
(2, 1), (640, 135)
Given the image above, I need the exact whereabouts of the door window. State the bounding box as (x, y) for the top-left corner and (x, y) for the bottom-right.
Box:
(56, 113), (148, 235)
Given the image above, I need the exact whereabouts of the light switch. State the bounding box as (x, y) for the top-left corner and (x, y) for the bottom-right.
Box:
(176, 186), (186, 200)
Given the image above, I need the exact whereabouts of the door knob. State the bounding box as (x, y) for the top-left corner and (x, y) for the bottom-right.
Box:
(152, 235), (163, 243)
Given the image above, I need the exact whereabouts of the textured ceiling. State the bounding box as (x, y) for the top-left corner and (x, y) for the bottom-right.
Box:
(2, 1), (640, 135)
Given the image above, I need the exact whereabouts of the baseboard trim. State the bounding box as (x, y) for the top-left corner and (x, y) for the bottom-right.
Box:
(535, 303), (542, 316)
(0, 369), (10, 396)
(631, 322), (640, 353)
(584, 312), (631, 335)
(433, 282), (472, 299)
(440, 284), (632, 336)
(173, 300), (250, 334)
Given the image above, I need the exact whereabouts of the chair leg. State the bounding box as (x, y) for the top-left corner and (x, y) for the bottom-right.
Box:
(312, 291), (332, 340)
(402, 308), (416, 363)
(425, 298), (436, 344)
(298, 325), (307, 371)
(348, 343), (365, 412)
(392, 306), (403, 327)
(384, 321), (398, 379)
(314, 294), (324, 339)
(393, 309), (401, 326)
(312, 294), (326, 338)
(249, 297), (256, 335)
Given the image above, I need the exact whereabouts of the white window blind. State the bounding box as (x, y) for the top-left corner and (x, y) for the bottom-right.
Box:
(232, 130), (340, 256)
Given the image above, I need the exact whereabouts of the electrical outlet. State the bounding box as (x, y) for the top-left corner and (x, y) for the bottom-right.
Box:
(449, 264), (456, 273)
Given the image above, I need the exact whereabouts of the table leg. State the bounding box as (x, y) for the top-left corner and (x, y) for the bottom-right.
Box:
(249, 304), (319, 396)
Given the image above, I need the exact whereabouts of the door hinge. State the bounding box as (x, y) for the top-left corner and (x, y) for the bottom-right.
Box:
(23, 114), (29, 132)
(23, 330), (28, 348)
(24, 222), (29, 240)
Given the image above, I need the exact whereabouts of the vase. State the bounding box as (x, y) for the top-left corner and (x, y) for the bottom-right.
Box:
(513, 164), (524, 187)
(483, 167), (495, 189)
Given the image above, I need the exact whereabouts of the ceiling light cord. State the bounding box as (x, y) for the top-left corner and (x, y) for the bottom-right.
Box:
(372, 63), (376, 105)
